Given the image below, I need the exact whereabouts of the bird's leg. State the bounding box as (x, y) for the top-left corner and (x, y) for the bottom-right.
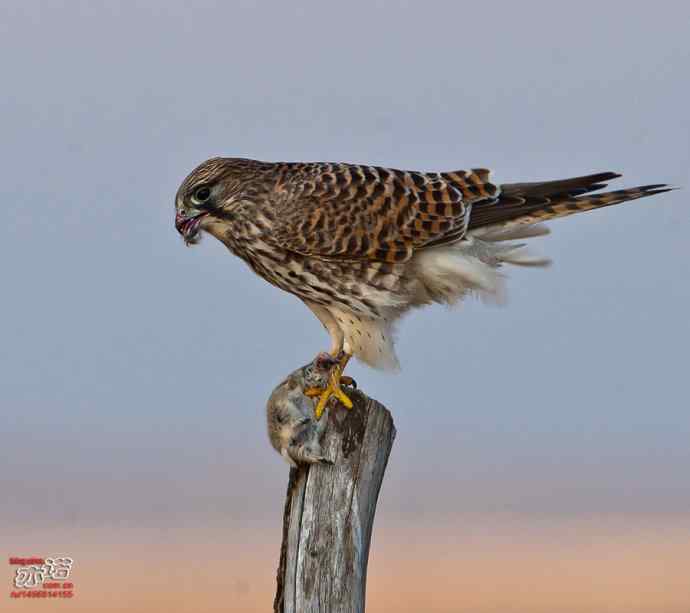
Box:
(335, 351), (356, 387)
(304, 351), (354, 420)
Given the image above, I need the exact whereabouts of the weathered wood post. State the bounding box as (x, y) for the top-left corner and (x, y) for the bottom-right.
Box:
(273, 389), (396, 613)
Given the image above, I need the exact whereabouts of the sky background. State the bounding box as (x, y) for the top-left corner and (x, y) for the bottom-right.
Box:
(1, 1), (689, 611)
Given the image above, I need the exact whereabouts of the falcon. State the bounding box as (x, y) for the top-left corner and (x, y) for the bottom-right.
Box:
(175, 158), (670, 418)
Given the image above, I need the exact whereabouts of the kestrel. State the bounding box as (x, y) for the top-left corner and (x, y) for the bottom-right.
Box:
(175, 158), (669, 417)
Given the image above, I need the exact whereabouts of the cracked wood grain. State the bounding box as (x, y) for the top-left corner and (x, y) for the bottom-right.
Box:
(274, 390), (396, 613)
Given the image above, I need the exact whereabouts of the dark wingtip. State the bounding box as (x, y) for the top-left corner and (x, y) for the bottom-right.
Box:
(639, 184), (675, 195)
(599, 171), (623, 181)
(587, 182), (612, 191)
(641, 183), (667, 189)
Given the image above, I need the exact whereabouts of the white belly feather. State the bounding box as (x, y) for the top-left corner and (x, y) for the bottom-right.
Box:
(306, 223), (551, 371)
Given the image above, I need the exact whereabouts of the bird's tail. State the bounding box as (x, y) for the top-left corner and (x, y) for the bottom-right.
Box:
(468, 172), (672, 236)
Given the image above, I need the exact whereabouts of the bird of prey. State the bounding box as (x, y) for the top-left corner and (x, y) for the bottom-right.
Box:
(175, 158), (670, 418)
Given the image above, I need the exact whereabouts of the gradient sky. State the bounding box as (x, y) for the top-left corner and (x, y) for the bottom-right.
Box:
(1, 1), (689, 611)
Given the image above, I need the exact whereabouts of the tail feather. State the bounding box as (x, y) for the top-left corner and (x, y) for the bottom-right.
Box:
(478, 222), (551, 242)
(468, 172), (672, 235)
(499, 171), (621, 199)
(407, 172), (672, 329)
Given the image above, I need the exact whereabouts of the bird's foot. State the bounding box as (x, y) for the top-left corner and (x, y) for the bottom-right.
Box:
(305, 353), (354, 420)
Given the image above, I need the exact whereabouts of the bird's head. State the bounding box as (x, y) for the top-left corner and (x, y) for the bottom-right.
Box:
(174, 157), (270, 245)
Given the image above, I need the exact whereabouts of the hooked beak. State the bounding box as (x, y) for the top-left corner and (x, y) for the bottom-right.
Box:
(175, 211), (208, 245)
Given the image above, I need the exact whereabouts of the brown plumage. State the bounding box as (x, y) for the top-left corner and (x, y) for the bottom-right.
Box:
(174, 158), (671, 370)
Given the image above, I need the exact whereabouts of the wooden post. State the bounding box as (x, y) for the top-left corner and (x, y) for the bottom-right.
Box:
(273, 389), (396, 613)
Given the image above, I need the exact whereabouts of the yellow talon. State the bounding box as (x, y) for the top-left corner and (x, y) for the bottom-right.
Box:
(304, 353), (353, 420)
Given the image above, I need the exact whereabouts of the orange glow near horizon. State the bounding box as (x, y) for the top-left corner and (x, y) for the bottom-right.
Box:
(4, 514), (690, 612)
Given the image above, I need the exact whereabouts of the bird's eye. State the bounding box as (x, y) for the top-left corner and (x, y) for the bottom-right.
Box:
(192, 186), (212, 205)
